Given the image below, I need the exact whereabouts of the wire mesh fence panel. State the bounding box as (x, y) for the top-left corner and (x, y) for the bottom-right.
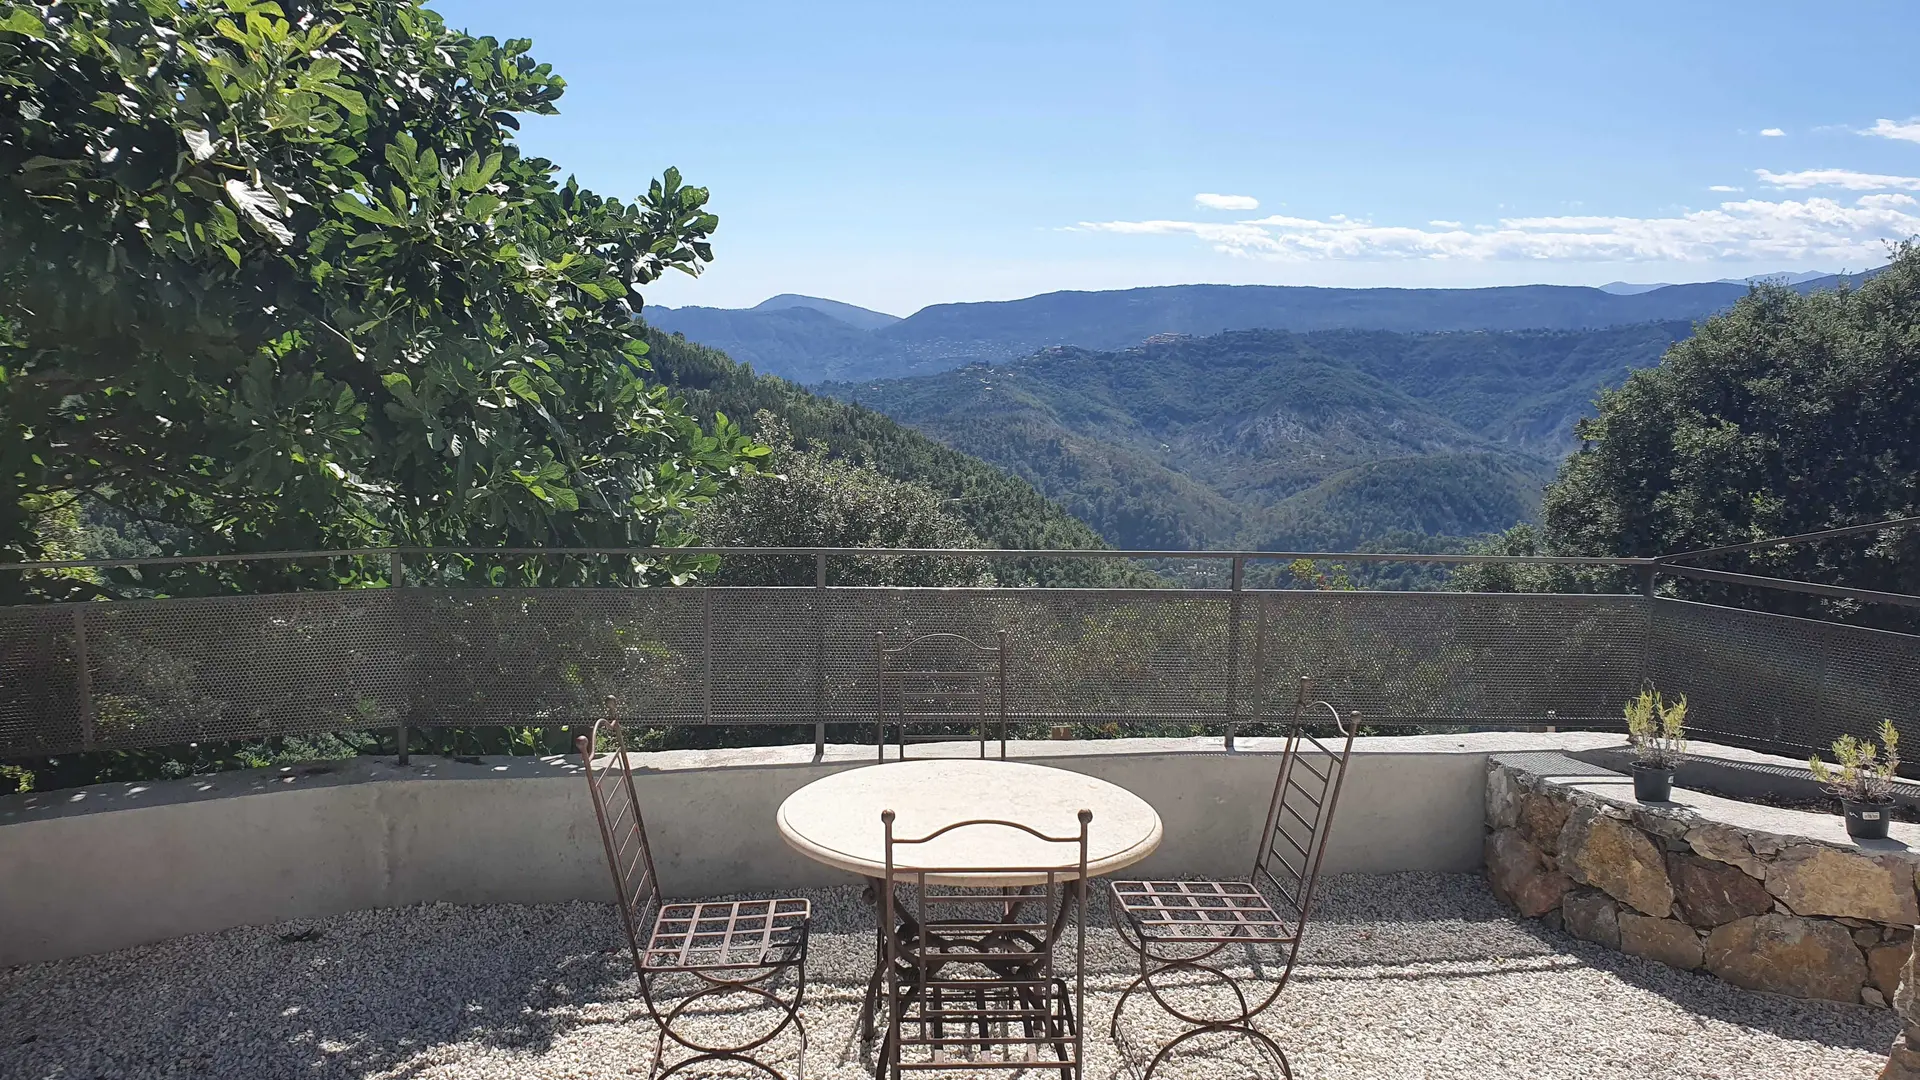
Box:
(407, 588), (708, 726)
(0, 605), (84, 755)
(73, 590), (409, 751)
(815, 588), (1242, 729)
(706, 588), (820, 723)
(1254, 591), (1649, 725)
(1650, 598), (1920, 760)
(6, 579), (1917, 761)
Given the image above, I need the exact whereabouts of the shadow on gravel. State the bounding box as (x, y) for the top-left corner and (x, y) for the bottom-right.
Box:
(1305, 872), (1897, 1056)
(0, 903), (650, 1080)
(0, 875), (1899, 1079)
(1523, 925), (1898, 1055)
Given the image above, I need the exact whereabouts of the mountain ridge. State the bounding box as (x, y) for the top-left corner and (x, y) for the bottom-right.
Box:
(750, 293), (902, 330)
(646, 270), (1877, 384)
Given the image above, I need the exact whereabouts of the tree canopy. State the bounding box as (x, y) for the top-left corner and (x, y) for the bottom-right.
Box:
(0, 0), (761, 597)
(1456, 245), (1920, 621)
(693, 414), (988, 586)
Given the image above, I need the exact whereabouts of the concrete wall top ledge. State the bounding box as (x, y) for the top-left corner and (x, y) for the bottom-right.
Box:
(4, 730), (1626, 826)
(1492, 744), (1920, 855)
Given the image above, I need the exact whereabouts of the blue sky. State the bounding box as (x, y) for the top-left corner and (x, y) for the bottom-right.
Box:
(435, 0), (1920, 315)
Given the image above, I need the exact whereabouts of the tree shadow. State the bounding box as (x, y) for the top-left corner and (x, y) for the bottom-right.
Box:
(0, 902), (656, 1080)
(1302, 872), (1899, 1055)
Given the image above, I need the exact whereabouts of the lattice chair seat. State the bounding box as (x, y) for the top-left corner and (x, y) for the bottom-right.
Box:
(1109, 880), (1294, 944)
(643, 898), (812, 971)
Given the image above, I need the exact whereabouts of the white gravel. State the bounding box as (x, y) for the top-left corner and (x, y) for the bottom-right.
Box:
(0, 873), (1896, 1080)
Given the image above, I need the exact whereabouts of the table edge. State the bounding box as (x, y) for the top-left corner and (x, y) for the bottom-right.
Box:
(776, 792), (1165, 886)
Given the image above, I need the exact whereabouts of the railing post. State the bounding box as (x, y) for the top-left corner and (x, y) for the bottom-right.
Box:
(1245, 599), (1269, 753)
(1226, 555), (1246, 749)
(72, 607), (94, 752)
(390, 549), (408, 767)
(1640, 563), (1658, 709)
(702, 589), (714, 724)
(813, 551), (827, 759)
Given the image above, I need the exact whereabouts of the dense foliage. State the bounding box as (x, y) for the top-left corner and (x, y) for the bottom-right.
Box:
(0, 0), (759, 599)
(1456, 245), (1920, 624)
(821, 323), (1697, 552)
(694, 415), (988, 586)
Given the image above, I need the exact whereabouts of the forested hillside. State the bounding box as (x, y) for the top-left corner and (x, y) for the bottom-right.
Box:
(638, 327), (1111, 556)
(1457, 248), (1920, 631)
(823, 323), (1690, 550)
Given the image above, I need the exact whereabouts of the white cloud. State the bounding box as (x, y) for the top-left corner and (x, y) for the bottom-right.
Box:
(1760, 128), (1787, 137)
(1756, 168), (1920, 191)
(1860, 193), (1919, 209)
(1863, 117), (1920, 144)
(1073, 193), (1920, 264)
(1708, 185), (1742, 193)
(1428, 220), (1463, 228)
(1194, 193), (1259, 211)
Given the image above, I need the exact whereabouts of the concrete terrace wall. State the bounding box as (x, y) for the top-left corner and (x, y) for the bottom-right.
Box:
(0, 731), (1622, 967)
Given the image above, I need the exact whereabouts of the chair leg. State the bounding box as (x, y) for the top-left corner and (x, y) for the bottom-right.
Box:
(1111, 943), (1293, 1080)
(975, 985), (989, 1053)
(1141, 1023), (1291, 1080)
(643, 965), (810, 1080)
(859, 964), (883, 1043)
(794, 1011), (808, 1080)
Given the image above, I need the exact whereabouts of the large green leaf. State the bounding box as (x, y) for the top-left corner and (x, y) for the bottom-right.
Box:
(0, 0), (750, 598)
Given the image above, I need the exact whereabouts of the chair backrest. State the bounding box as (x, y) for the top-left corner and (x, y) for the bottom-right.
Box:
(875, 631), (1008, 762)
(880, 810), (1091, 1075)
(1250, 676), (1358, 949)
(576, 718), (663, 976)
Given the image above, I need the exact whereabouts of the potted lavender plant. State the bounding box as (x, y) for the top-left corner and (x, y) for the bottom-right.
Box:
(1810, 720), (1902, 841)
(1625, 687), (1688, 802)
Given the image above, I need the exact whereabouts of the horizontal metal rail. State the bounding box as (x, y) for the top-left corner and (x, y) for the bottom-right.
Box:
(0, 544), (1659, 573)
(1656, 515), (1920, 563)
(1659, 564), (1920, 611)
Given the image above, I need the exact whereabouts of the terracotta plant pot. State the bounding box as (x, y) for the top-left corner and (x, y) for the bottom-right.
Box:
(1842, 798), (1894, 841)
(1631, 762), (1675, 802)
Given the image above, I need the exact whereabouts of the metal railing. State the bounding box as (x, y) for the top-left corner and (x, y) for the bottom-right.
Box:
(1, 545), (1915, 767)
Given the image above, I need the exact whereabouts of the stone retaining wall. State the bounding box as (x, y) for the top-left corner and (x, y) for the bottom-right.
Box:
(1485, 754), (1918, 1009)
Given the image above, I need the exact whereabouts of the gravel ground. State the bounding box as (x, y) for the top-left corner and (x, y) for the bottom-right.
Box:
(0, 873), (1896, 1080)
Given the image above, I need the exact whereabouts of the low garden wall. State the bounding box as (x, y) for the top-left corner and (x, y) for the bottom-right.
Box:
(0, 731), (1616, 967)
(1485, 750), (1920, 1010)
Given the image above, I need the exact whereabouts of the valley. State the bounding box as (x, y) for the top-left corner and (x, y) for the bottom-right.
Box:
(819, 323), (1691, 551)
(650, 271), (1877, 558)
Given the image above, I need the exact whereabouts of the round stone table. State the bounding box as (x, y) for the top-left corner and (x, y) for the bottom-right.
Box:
(777, 758), (1164, 886)
(780, 758), (1165, 1053)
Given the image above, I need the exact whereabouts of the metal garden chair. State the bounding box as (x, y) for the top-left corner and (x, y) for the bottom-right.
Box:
(1106, 677), (1357, 1079)
(577, 718), (813, 1079)
(874, 630), (1008, 762)
(875, 809), (1092, 1079)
